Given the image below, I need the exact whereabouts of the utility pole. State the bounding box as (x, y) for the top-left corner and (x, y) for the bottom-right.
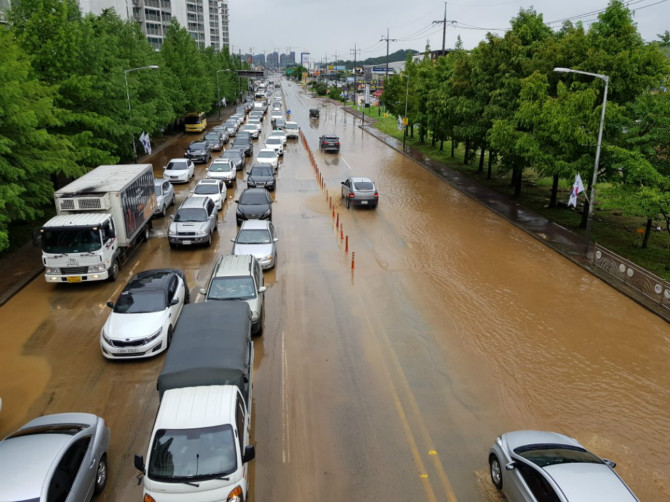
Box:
(380, 28), (397, 87)
(332, 51), (339, 87)
(350, 44), (361, 106)
(433, 2), (456, 57)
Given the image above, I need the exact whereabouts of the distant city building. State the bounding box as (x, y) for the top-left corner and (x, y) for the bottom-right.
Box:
(75, 0), (230, 51)
(266, 52), (279, 68)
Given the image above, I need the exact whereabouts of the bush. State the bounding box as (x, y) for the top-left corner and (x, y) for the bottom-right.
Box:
(315, 84), (328, 96)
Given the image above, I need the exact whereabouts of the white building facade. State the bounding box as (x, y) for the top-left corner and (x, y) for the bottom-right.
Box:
(78, 0), (229, 51)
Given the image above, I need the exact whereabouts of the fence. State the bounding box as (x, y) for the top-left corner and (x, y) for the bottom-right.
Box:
(593, 244), (670, 311)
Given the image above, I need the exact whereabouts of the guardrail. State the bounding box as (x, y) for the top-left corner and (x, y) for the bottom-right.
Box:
(593, 244), (670, 310)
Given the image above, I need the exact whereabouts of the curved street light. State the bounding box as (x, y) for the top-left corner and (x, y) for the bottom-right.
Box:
(554, 67), (609, 256)
(124, 65), (159, 158)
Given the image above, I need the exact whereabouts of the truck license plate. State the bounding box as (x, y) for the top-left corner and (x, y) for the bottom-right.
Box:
(183, 240), (192, 245)
(67, 276), (82, 283)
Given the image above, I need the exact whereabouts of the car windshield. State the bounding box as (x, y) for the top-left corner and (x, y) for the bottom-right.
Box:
(266, 138), (281, 145)
(207, 276), (257, 300)
(194, 184), (220, 195)
(210, 163), (233, 172)
(354, 181), (374, 191)
(250, 167), (273, 177)
(516, 445), (603, 468)
(184, 115), (203, 125)
(148, 425), (237, 481)
(114, 290), (165, 313)
(222, 151), (240, 159)
(165, 161), (188, 171)
(189, 143), (207, 151)
(240, 192), (269, 205)
(236, 229), (272, 244)
(174, 208), (206, 222)
(205, 133), (219, 141)
(41, 228), (102, 253)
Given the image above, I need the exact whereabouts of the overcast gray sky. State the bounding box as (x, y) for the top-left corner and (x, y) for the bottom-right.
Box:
(228, 0), (668, 64)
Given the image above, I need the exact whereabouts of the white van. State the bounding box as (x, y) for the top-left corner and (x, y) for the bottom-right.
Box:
(137, 386), (254, 502)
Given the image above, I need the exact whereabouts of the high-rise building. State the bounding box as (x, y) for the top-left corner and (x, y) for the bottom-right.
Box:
(76, 0), (229, 51)
(266, 52), (279, 69)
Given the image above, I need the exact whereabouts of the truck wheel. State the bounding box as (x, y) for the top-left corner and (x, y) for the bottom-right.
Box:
(108, 260), (119, 282)
(143, 226), (150, 242)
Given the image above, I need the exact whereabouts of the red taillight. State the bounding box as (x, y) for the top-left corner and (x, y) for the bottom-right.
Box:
(374, 192), (379, 198)
(348, 192), (355, 198)
(335, 142), (340, 146)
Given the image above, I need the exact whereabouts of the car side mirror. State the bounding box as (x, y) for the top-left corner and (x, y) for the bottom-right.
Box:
(106, 301), (114, 309)
(273, 238), (279, 242)
(258, 286), (267, 293)
(242, 445), (256, 463)
(199, 288), (206, 296)
(169, 298), (179, 306)
(602, 459), (617, 468)
(505, 461), (516, 471)
(134, 454), (145, 473)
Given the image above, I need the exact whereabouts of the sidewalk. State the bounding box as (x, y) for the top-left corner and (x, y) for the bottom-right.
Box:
(1, 106), (668, 323)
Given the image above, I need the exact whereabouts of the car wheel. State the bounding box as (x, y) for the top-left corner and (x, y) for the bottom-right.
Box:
(169, 242), (176, 249)
(489, 454), (503, 490)
(345, 197), (351, 209)
(160, 203), (167, 217)
(94, 454), (108, 494)
(167, 325), (174, 347)
(108, 260), (119, 282)
(143, 225), (150, 242)
(184, 289), (190, 304)
(206, 232), (212, 247)
(170, 193), (176, 206)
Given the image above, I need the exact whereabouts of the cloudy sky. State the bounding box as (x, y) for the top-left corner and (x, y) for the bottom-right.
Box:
(228, 0), (668, 64)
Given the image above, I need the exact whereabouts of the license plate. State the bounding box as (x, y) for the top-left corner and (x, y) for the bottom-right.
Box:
(67, 276), (82, 283)
(118, 348), (140, 354)
(361, 201), (368, 205)
(183, 240), (192, 245)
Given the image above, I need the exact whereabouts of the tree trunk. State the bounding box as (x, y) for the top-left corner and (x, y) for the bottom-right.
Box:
(487, 151), (494, 179)
(451, 139), (456, 158)
(478, 146), (485, 174)
(642, 218), (652, 249)
(464, 139), (470, 164)
(549, 174), (559, 208)
(512, 168), (522, 198)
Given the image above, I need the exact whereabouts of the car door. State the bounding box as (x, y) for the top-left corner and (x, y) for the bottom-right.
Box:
(161, 181), (172, 209)
(167, 274), (184, 324)
(341, 178), (351, 198)
(206, 199), (216, 232)
(47, 435), (94, 502)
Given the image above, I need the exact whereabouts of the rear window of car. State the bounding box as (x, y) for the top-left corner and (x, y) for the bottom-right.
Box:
(194, 184), (220, 194)
(166, 161), (187, 171)
(354, 182), (374, 190)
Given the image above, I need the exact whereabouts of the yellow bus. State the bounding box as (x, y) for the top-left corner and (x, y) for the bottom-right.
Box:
(184, 112), (207, 133)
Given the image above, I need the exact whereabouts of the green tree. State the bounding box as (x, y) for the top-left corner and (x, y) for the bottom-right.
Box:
(0, 29), (79, 251)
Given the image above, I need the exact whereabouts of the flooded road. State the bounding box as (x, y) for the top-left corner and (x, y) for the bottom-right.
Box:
(0, 79), (668, 501)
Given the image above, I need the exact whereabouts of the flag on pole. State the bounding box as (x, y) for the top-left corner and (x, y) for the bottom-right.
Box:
(567, 173), (585, 208)
(139, 132), (152, 155)
(397, 115), (403, 131)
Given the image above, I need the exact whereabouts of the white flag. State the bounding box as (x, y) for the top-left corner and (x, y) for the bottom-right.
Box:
(567, 173), (585, 208)
(139, 132), (152, 155)
(397, 115), (403, 131)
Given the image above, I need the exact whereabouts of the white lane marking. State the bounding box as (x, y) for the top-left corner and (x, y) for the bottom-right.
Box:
(281, 329), (290, 463)
(341, 157), (353, 170)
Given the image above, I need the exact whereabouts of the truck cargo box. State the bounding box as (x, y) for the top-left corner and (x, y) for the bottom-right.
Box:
(157, 302), (253, 400)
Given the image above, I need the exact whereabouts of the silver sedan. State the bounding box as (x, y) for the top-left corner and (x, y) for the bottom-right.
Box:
(489, 430), (639, 501)
(0, 412), (110, 502)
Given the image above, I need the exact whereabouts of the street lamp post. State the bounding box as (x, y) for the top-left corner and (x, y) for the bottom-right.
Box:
(554, 67), (609, 256)
(403, 74), (409, 151)
(124, 65), (159, 158)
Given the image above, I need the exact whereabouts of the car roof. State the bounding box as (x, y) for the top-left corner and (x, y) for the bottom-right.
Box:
(544, 463), (638, 501)
(0, 434), (69, 499)
(196, 178), (221, 185)
(127, 269), (177, 292)
(239, 219), (271, 231)
(179, 196), (210, 209)
(213, 254), (255, 277)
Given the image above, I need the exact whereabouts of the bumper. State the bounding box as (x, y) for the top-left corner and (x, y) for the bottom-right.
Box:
(101, 337), (166, 359)
(45, 271), (110, 283)
(351, 198), (378, 207)
(165, 176), (189, 184)
(169, 234), (210, 246)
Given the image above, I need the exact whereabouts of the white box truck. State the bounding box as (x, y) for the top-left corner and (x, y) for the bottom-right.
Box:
(135, 302), (256, 502)
(40, 164), (156, 283)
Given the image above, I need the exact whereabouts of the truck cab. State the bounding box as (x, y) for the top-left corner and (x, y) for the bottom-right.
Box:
(135, 386), (255, 502)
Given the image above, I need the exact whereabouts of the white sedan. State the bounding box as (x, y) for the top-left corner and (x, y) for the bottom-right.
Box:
(100, 269), (189, 359)
(255, 148), (279, 170)
(163, 159), (195, 184)
(191, 178), (225, 210)
(264, 136), (284, 156)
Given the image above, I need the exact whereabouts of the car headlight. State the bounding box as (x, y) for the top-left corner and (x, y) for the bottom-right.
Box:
(88, 263), (107, 273)
(101, 329), (112, 344)
(45, 267), (60, 274)
(262, 209), (271, 218)
(168, 226), (176, 236)
(143, 328), (163, 344)
(262, 254), (273, 262)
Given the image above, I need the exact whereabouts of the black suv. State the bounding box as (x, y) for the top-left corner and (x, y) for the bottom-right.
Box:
(185, 141), (212, 163)
(247, 164), (276, 191)
(235, 188), (273, 225)
(319, 135), (340, 153)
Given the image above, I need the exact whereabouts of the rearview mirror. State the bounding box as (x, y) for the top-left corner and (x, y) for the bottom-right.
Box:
(134, 454), (145, 473)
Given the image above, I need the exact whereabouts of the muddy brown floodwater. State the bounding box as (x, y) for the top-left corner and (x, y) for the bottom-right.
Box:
(0, 80), (668, 502)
